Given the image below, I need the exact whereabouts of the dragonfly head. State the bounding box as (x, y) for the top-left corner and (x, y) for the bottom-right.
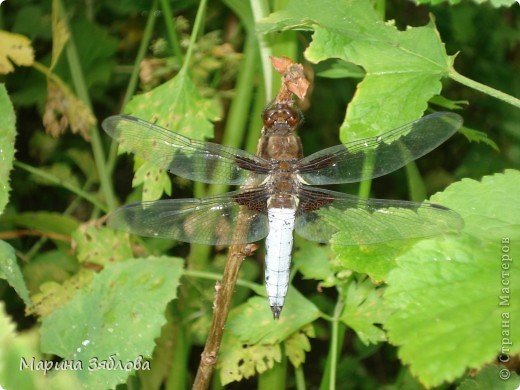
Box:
(262, 102), (303, 135)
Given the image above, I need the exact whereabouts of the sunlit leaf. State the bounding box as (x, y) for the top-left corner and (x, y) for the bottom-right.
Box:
(132, 161), (172, 202)
(226, 288), (321, 345)
(28, 269), (94, 317)
(218, 332), (281, 385)
(258, 0), (456, 141)
(385, 170), (520, 387)
(0, 31), (34, 74)
(284, 324), (315, 367)
(71, 226), (133, 266)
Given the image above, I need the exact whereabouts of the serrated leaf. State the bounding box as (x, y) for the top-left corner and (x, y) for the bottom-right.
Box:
(28, 269), (94, 317)
(218, 332), (282, 385)
(71, 226), (133, 266)
(226, 288), (321, 345)
(124, 70), (219, 200)
(40, 257), (183, 389)
(258, 0), (455, 141)
(132, 161), (171, 201)
(284, 324), (315, 367)
(0, 31), (34, 74)
(385, 170), (520, 387)
(0, 84), (16, 213)
(459, 126), (499, 151)
(340, 278), (389, 345)
(293, 238), (335, 284)
(0, 241), (31, 307)
(430, 170), (520, 241)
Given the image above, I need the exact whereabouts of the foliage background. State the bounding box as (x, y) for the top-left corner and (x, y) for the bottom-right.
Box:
(0, 0), (519, 389)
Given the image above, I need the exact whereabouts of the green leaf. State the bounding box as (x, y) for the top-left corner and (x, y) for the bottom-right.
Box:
(218, 332), (282, 385)
(458, 365), (520, 389)
(0, 301), (80, 390)
(40, 257), (184, 389)
(284, 324), (315, 367)
(385, 170), (520, 387)
(132, 161), (172, 201)
(124, 70), (220, 200)
(13, 212), (80, 237)
(459, 126), (499, 151)
(23, 249), (79, 293)
(340, 278), (389, 345)
(28, 269), (94, 317)
(0, 84), (16, 213)
(226, 288), (321, 345)
(71, 226), (133, 266)
(0, 240), (31, 307)
(293, 237), (335, 284)
(331, 235), (415, 282)
(258, 0), (454, 141)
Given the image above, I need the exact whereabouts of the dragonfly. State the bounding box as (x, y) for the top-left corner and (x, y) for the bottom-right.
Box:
(102, 102), (463, 319)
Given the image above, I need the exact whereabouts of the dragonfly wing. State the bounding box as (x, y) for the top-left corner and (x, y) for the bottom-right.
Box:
(294, 187), (463, 245)
(107, 189), (270, 245)
(297, 112), (462, 185)
(102, 115), (270, 185)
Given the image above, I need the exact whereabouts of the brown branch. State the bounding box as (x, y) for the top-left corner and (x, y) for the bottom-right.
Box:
(0, 229), (72, 242)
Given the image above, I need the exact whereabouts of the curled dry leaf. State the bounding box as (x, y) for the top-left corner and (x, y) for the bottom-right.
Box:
(270, 56), (310, 103)
(0, 30), (35, 74)
(43, 80), (96, 141)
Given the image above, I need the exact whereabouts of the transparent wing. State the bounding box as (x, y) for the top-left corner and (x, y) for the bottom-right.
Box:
(295, 187), (463, 245)
(102, 115), (269, 185)
(106, 189), (270, 245)
(297, 112), (462, 185)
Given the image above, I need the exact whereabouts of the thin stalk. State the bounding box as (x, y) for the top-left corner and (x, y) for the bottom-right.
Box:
(294, 364), (306, 390)
(208, 32), (258, 196)
(329, 299), (344, 390)
(449, 68), (520, 109)
(180, 0), (207, 74)
(250, 0), (272, 100)
(14, 161), (108, 212)
(405, 161), (426, 202)
(58, 0), (117, 211)
(159, 0), (184, 62)
(107, 0), (159, 176)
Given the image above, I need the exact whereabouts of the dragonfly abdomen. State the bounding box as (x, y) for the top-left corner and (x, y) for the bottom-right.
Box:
(265, 206), (296, 319)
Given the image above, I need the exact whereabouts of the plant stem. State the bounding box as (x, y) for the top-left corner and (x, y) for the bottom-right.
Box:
(449, 68), (520, 109)
(14, 161), (108, 212)
(57, 0), (117, 211)
(405, 161), (426, 202)
(159, 0), (184, 62)
(328, 299), (344, 390)
(107, 0), (159, 176)
(251, 0), (272, 100)
(180, 0), (207, 74)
